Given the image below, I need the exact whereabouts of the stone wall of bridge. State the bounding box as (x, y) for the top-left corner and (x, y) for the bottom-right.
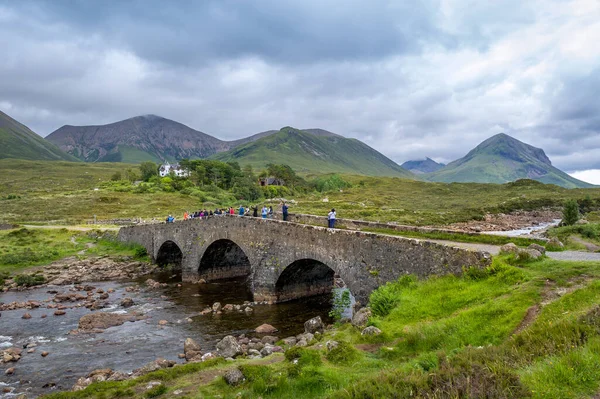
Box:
(118, 216), (492, 304)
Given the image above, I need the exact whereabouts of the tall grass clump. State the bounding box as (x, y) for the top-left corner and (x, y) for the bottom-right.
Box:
(370, 275), (416, 317)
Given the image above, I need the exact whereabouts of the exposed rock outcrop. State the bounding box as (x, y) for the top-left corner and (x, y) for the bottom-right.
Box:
(304, 316), (324, 334)
(78, 312), (142, 331)
(352, 307), (371, 329)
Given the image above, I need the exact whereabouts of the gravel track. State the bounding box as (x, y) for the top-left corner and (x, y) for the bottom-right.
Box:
(429, 239), (600, 262)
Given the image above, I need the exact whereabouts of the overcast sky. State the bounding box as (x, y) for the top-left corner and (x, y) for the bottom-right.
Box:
(1, 0), (600, 182)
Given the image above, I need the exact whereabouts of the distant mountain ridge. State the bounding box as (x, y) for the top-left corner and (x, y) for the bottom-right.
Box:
(46, 115), (255, 163)
(45, 115), (413, 178)
(38, 114), (594, 187)
(401, 157), (445, 174)
(0, 110), (78, 162)
(425, 133), (592, 188)
(212, 126), (414, 178)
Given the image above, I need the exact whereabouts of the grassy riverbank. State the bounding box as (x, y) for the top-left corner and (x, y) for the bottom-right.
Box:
(0, 227), (148, 287)
(2, 159), (600, 225)
(41, 254), (600, 399)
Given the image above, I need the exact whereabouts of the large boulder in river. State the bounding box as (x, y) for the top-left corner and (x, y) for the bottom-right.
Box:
(184, 338), (202, 361)
(352, 307), (371, 329)
(216, 335), (243, 358)
(78, 312), (137, 331)
(255, 324), (278, 334)
(120, 297), (135, 308)
(304, 316), (324, 334)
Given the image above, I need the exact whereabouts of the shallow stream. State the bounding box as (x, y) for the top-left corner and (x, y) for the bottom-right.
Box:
(482, 219), (561, 237)
(0, 272), (335, 398)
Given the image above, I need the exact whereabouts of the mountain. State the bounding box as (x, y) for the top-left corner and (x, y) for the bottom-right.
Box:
(425, 133), (593, 188)
(0, 110), (78, 162)
(46, 115), (275, 163)
(401, 157), (445, 174)
(212, 126), (414, 177)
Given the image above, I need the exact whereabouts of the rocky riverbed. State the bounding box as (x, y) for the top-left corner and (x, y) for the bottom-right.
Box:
(0, 267), (335, 398)
(442, 209), (562, 233)
(1, 256), (157, 293)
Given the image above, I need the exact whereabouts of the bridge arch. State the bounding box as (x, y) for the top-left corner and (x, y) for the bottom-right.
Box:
(155, 240), (183, 269)
(198, 239), (252, 281)
(275, 258), (336, 302)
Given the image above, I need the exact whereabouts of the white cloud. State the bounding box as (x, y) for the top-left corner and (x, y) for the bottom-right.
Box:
(570, 170), (600, 185)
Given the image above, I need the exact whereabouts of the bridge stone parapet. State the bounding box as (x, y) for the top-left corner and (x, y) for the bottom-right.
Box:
(118, 216), (491, 305)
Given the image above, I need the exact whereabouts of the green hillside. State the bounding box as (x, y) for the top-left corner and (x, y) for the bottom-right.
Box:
(0, 110), (78, 161)
(212, 127), (414, 178)
(426, 133), (593, 188)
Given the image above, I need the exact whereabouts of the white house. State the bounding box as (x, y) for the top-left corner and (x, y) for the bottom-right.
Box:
(159, 163), (189, 177)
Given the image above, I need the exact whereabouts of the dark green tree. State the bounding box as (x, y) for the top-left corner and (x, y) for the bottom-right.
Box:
(562, 199), (580, 226)
(139, 161), (158, 182)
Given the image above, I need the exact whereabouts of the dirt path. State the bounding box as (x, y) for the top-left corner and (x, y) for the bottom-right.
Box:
(425, 239), (600, 262)
(570, 236), (600, 252)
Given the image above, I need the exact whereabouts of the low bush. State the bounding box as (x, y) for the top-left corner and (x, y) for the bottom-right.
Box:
(13, 273), (45, 287)
(144, 384), (167, 398)
(0, 270), (10, 286)
(325, 341), (361, 365)
(369, 275), (415, 317)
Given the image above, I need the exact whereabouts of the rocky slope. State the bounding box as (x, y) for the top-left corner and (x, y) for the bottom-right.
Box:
(46, 115), (240, 163)
(425, 133), (593, 188)
(0, 110), (78, 162)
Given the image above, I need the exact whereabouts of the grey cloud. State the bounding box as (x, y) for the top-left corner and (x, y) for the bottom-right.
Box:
(1, 0), (599, 174)
(14, 0), (441, 66)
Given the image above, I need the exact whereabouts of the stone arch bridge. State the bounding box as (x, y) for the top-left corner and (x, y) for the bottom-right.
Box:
(118, 217), (491, 304)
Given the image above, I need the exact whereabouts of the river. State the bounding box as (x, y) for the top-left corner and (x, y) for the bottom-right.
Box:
(482, 219), (561, 237)
(0, 272), (336, 398)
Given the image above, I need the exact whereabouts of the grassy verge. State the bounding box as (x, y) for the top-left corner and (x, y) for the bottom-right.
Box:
(362, 226), (547, 247)
(41, 255), (600, 399)
(547, 223), (600, 251)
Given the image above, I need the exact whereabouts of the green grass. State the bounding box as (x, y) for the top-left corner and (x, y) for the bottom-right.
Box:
(547, 223), (600, 251)
(212, 127), (413, 178)
(38, 254), (600, 399)
(2, 159), (600, 226)
(0, 110), (78, 162)
(0, 227), (148, 281)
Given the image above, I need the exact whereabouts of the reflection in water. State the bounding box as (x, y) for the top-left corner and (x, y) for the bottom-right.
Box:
(0, 272), (335, 398)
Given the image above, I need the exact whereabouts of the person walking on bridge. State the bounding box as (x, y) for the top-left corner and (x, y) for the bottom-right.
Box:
(261, 206), (268, 219)
(328, 208), (336, 229)
(239, 205), (245, 216)
(282, 202), (289, 221)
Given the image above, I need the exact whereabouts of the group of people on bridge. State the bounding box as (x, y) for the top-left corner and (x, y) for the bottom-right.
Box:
(166, 202), (291, 223)
(165, 202), (337, 228)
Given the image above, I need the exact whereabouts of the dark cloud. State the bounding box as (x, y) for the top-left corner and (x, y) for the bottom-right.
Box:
(0, 0), (599, 175)
(13, 0), (440, 65)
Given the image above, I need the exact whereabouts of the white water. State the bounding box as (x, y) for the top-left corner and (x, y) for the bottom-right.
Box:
(483, 219), (560, 237)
